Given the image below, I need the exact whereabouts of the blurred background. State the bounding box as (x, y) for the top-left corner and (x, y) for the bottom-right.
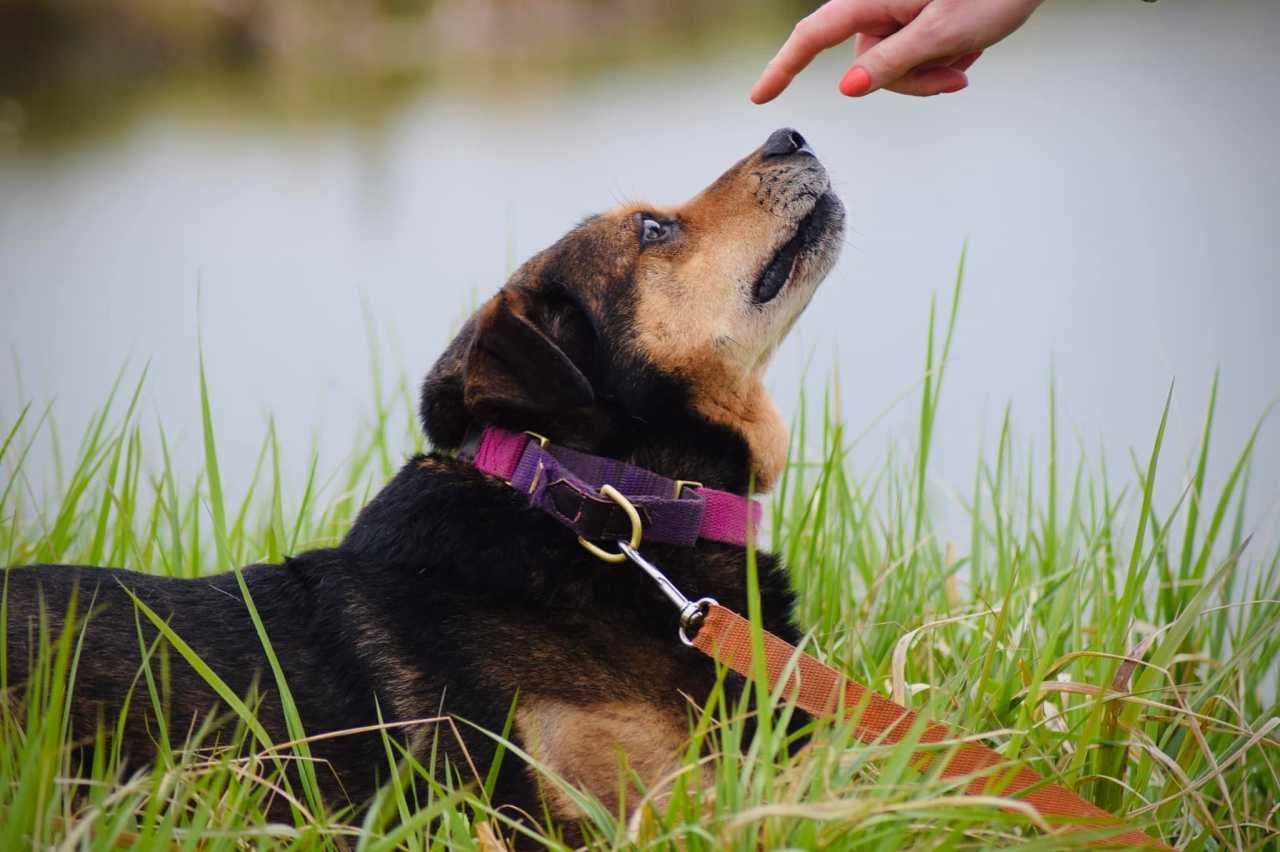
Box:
(1, 0), (1278, 547)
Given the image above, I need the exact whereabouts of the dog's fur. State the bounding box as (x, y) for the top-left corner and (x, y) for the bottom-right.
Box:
(3, 129), (844, 836)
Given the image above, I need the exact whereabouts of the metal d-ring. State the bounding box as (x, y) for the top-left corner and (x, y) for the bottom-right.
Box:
(577, 484), (642, 564)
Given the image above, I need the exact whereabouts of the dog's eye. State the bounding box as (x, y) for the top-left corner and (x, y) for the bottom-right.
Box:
(640, 216), (671, 246)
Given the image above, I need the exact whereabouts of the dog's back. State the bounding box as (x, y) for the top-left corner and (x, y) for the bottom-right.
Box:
(3, 553), (401, 805)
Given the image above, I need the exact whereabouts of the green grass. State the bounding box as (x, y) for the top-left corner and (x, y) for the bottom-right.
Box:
(2, 275), (1277, 849)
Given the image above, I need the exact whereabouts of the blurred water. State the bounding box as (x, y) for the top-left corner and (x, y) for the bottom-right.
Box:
(2, 0), (1278, 553)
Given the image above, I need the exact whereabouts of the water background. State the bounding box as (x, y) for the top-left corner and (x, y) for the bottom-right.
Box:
(2, 0), (1278, 554)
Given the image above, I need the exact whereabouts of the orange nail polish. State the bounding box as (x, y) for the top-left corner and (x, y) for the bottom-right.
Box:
(840, 67), (872, 97)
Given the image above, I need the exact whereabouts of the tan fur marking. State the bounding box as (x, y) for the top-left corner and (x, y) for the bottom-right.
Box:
(624, 163), (814, 490)
(695, 380), (789, 491)
(345, 595), (434, 726)
(515, 699), (690, 820)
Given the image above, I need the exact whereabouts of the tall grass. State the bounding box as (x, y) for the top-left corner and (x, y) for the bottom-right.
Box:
(2, 276), (1277, 849)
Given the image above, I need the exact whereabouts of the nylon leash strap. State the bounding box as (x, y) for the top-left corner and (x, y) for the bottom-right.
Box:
(689, 602), (1171, 848)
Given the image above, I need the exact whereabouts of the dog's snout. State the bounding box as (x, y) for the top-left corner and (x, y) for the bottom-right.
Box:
(761, 128), (812, 159)
(751, 128), (830, 219)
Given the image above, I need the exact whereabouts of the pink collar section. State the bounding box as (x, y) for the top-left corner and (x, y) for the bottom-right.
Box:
(467, 426), (761, 549)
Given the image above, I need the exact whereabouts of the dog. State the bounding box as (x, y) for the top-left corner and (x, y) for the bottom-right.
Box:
(3, 127), (845, 839)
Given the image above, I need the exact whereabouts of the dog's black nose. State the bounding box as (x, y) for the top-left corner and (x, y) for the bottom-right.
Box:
(762, 127), (812, 159)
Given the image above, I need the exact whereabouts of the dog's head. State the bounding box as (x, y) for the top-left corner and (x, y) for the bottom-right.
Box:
(422, 128), (844, 492)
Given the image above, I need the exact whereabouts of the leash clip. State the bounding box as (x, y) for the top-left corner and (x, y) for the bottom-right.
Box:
(617, 541), (715, 645)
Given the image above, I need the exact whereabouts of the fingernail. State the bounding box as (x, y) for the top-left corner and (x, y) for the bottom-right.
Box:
(839, 66), (873, 97)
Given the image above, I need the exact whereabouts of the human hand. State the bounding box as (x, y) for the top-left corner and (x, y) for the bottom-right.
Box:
(751, 0), (1045, 102)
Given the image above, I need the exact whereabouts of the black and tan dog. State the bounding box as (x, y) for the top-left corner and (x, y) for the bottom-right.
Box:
(3, 128), (844, 835)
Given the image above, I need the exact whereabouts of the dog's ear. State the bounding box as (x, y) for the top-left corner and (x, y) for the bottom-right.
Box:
(463, 289), (596, 415)
(420, 288), (595, 448)
(419, 313), (479, 449)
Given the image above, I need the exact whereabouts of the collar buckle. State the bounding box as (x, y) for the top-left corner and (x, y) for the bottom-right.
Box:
(673, 479), (703, 498)
(523, 430), (551, 449)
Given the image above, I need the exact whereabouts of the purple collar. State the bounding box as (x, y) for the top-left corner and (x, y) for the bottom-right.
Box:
(464, 426), (761, 549)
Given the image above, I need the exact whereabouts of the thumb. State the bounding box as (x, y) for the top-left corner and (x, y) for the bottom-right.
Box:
(840, 12), (958, 96)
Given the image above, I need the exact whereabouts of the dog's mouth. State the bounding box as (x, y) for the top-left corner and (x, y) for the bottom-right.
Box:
(751, 192), (840, 305)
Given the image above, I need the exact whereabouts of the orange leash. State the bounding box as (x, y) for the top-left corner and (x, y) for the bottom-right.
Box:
(689, 602), (1171, 849)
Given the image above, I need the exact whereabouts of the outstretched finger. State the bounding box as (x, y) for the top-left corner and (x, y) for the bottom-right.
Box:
(751, 0), (901, 104)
